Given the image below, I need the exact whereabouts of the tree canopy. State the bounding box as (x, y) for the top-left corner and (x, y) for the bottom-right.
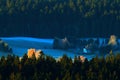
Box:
(0, 53), (120, 80)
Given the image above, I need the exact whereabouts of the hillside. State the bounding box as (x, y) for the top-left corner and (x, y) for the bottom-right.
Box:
(0, 0), (120, 38)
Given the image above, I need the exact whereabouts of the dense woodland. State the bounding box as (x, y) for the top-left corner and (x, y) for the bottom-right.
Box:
(0, 0), (120, 38)
(0, 53), (120, 80)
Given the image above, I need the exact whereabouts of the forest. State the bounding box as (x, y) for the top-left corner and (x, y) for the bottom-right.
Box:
(0, 53), (120, 80)
(0, 0), (120, 38)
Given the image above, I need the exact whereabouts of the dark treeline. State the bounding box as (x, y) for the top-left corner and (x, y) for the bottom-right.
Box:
(0, 53), (120, 80)
(0, 0), (120, 38)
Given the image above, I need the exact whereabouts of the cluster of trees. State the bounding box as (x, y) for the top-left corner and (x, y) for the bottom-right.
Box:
(0, 0), (120, 38)
(0, 39), (13, 53)
(0, 53), (120, 80)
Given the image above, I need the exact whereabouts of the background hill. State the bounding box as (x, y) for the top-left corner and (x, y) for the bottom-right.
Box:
(0, 0), (120, 38)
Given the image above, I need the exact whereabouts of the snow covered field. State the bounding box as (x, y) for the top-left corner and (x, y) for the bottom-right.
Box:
(0, 37), (111, 60)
